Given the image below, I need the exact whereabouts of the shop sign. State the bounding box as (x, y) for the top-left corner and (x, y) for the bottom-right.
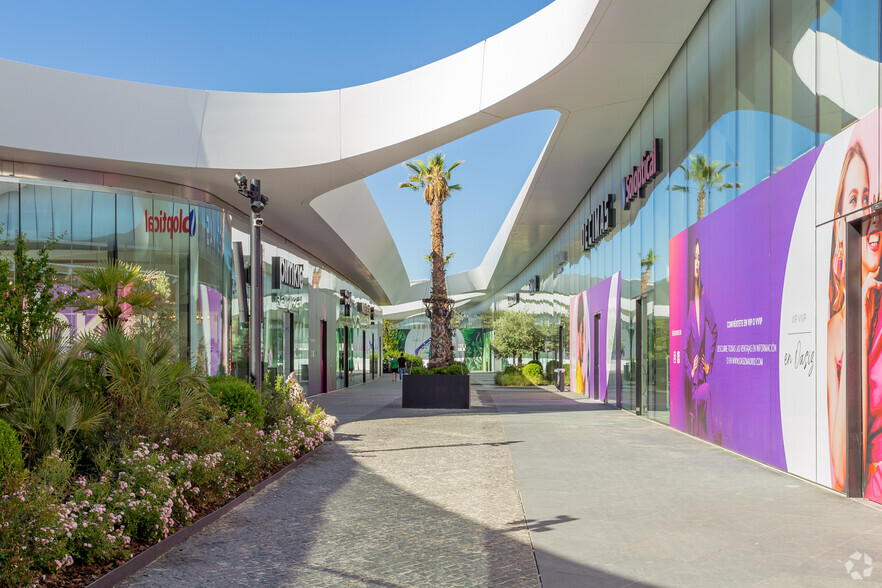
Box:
(144, 209), (196, 238)
(621, 138), (662, 209)
(272, 257), (304, 289)
(273, 293), (305, 310)
(582, 194), (616, 250)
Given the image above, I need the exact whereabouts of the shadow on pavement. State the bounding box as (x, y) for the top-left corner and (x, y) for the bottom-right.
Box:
(123, 390), (651, 588)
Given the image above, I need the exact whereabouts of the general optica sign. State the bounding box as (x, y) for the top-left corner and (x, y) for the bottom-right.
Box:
(144, 209), (196, 238)
(621, 139), (661, 209)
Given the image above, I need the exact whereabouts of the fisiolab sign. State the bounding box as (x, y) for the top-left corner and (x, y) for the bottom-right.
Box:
(621, 138), (662, 209)
(144, 209), (196, 238)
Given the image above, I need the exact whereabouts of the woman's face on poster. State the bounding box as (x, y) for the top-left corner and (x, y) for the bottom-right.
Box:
(843, 155), (871, 214)
(693, 241), (701, 283)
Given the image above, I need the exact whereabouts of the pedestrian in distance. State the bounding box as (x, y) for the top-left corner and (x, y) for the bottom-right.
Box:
(398, 353), (407, 380)
(391, 356), (399, 381)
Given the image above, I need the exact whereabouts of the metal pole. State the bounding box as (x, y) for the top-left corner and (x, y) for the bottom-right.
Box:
(250, 181), (263, 395)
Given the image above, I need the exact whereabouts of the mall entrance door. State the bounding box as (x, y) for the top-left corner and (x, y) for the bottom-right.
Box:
(635, 294), (655, 416)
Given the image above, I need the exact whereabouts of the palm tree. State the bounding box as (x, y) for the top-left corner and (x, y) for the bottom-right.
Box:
(671, 153), (740, 220)
(74, 260), (163, 330)
(640, 249), (658, 295)
(399, 153), (463, 368)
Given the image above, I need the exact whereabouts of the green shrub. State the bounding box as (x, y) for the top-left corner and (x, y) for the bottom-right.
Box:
(409, 364), (428, 375)
(402, 353), (424, 370)
(422, 362), (470, 375)
(494, 371), (530, 386)
(526, 359), (541, 368)
(447, 361), (470, 375)
(208, 376), (265, 429)
(522, 363), (544, 384)
(503, 365), (521, 374)
(0, 420), (24, 474)
(545, 360), (560, 381)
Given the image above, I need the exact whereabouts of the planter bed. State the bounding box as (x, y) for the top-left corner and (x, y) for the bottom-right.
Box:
(33, 445), (323, 588)
(402, 374), (470, 409)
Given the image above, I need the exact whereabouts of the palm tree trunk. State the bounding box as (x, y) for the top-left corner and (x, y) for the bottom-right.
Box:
(428, 199), (453, 368)
(698, 190), (706, 220)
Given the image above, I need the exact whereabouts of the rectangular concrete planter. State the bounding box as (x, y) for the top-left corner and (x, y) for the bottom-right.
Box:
(402, 374), (470, 409)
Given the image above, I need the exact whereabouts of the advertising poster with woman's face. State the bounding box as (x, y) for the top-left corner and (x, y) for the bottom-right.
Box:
(569, 291), (587, 394)
(667, 105), (882, 499)
(568, 274), (621, 401)
(670, 136), (822, 471)
(813, 108), (882, 502)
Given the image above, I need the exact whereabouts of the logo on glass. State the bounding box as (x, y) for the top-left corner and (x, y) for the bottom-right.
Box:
(144, 210), (196, 239)
(144, 209), (196, 238)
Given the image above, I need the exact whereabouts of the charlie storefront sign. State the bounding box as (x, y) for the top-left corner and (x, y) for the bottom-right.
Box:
(272, 257), (304, 289)
(144, 209), (196, 238)
(582, 194), (616, 251)
(621, 138), (662, 209)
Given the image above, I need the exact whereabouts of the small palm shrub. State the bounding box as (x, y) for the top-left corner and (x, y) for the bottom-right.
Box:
(208, 376), (265, 429)
(0, 334), (108, 466)
(81, 326), (214, 445)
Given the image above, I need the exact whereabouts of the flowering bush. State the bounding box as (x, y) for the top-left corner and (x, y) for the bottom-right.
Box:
(0, 380), (327, 587)
(0, 455), (74, 586)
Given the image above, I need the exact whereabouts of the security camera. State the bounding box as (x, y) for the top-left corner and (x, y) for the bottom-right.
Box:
(250, 200), (265, 214)
(234, 173), (248, 191)
(253, 217), (264, 227)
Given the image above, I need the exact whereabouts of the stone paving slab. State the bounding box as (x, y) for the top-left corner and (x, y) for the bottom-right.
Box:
(476, 374), (882, 587)
(121, 378), (540, 587)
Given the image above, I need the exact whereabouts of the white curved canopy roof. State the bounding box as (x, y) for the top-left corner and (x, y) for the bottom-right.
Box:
(0, 0), (710, 306)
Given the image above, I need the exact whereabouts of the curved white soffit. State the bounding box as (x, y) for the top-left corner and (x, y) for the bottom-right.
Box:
(793, 30), (880, 119)
(310, 180), (411, 303)
(0, 0), (594, 171)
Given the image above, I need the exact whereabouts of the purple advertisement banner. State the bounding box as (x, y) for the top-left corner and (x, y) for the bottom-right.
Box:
(669, 147), (820, 469)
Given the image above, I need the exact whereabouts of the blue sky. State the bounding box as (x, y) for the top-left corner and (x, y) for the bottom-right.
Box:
(1, 0), (559, 279)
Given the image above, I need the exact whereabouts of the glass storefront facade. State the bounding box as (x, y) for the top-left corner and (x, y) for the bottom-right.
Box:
(0, 176), (382, 392)
(0, 177), (231, 375)
(469, 0), (882, 499)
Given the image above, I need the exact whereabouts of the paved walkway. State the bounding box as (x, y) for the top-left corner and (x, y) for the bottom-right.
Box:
(121, 374), (882, 587)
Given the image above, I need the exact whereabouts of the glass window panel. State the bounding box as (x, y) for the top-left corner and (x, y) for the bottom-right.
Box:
(771, 0), (818, 173)
(709, 0), (740, 211)
(736, 0), (772, 193)
(817, 0), (880, 136)
(687, 11), (710, 151)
